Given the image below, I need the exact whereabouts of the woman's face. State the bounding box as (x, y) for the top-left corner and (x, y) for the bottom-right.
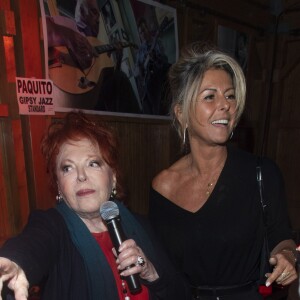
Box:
(56, 138), (115, 217)
(188, 68), (237, 146)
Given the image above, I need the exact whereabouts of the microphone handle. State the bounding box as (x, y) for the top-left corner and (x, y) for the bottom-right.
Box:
(106, 217), (142, 294)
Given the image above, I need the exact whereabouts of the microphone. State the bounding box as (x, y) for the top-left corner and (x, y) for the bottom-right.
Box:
(100, 201), (142, 294)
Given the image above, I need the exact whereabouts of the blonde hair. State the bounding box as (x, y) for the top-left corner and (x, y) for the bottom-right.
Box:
(169, 43), (246, 142)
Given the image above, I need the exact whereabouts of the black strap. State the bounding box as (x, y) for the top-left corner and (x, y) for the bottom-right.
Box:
(256, 157), (272, 282)
(256, 158), (267, 225)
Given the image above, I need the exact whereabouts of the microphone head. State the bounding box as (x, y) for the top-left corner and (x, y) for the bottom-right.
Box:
(100, 201), (119, 221)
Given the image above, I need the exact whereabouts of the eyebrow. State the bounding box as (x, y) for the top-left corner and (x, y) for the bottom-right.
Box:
(199, 87), (234, 94)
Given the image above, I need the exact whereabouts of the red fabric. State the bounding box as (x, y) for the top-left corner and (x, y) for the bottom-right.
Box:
(259, 285), (272, 298)
(92, 231), (149, 300)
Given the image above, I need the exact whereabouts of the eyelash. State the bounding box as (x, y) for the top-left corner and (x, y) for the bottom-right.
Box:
(62, 165), (72, 173)
(203, 94), (236, 101)
(90, 160), (101, 167)
(204, 95), (214, 100)
(61, 160), (101, 173)
(226, 94), (236, 100)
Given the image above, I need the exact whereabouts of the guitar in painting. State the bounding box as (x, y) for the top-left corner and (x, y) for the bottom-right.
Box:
(48, 38), (136, 94)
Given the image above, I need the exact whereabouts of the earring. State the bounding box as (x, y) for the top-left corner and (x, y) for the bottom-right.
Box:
(183, 125), (188, 145)
(229, 131), (234, 140)
(56, 191), (63, 203)
(110, 187), (117, 199)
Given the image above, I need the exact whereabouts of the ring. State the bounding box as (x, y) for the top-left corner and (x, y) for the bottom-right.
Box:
(280, 272), (290, 279)
(136, 255), (145, 267)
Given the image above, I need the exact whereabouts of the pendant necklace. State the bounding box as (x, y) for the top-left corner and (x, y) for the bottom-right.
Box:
(204, 161), (225, 197)
(206, 182), (214, 196)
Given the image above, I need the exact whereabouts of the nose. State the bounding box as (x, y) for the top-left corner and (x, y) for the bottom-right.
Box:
(218, 95), (230, 111)
(77, 168), (87, 182)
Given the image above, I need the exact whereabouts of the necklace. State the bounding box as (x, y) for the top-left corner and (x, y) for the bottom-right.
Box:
(206, 182), (214, 196)
(202, 161), (225, 198)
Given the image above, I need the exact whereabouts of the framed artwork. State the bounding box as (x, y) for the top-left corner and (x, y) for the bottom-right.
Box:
(218, 25), (249, 73)
(39, 0), (178, 117)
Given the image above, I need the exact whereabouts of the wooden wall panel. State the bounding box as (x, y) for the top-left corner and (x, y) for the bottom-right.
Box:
(12, 119), (29, 226)
(3, 36), (16, 82)
(276, 129), (300, 230)
(183, 7), (215, 45)
(12, 0), (49, 211)
(112, 119), (173, 214)
(0, 119), (10, 244)
(0, 118), (24, 242)
(17, 0), (42, 78)
(264, 36), (300, 230)
(0, 9), (15, 36)
(0, 104), (8, 116)
(27, 116), (51, 210)
(0, 0), (10, 10)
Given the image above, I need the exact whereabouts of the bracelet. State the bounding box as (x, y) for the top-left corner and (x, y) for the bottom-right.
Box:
(281, 249), (297, 263)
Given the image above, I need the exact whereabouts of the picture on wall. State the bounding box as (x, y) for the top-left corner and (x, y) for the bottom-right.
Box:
(40, 0), (178, 117)
(217, 25), (249, 73)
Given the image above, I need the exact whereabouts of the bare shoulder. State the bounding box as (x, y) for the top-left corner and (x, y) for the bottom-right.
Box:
(152, 157), (187, 197)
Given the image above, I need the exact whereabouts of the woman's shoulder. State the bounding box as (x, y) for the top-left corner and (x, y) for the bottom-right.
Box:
(227, 146), (282, 180)
(27, 208), (67, 231)
(152, 156), (186, 195)
(230, 146), (279, 167)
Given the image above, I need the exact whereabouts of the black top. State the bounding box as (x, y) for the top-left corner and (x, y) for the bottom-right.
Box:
(0, 208), (191, 299)
(149, 147), (292, 287)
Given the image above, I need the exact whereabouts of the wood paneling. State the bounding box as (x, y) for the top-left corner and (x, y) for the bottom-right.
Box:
(0, 9), (15, 36)
(12, 119), (29, 226)
(264, 35), (300, 230)
(3, 36), (16, 82)
(0, 104), (8, 116)
(0, 119), (10, 243)
(276, 129), (300, 230)
(167, 0), (275, 31)
(17, 0), (42, 78)
(0, 0), (10, 10)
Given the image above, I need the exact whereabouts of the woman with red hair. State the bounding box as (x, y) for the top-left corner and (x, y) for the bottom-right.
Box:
(0, 111), (189, 300)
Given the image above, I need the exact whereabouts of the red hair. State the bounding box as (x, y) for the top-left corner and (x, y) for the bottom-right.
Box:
(40, 111), (126, 200)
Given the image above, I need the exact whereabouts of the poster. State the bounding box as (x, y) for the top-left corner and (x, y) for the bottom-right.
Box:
(16, 77), (55, 115)
(40, 0), (178, 116)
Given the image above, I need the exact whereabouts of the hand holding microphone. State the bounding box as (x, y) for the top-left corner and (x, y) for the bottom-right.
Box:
(116, 239), (158, 283)
(100, 201), (159, 294)
(100, 201), (142, 294)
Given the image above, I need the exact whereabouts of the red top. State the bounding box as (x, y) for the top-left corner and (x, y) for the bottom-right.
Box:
(92, 231), (149, 300)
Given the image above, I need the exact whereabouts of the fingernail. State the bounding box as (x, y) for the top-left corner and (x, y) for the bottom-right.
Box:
(266, 281), (270, 287)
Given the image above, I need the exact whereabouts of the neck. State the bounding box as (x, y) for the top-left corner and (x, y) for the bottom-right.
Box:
(79, 214), (107, 233)
(188, 144), (227, 175)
